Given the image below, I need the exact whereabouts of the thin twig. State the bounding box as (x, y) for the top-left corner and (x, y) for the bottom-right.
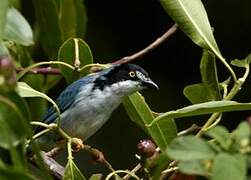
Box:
(82, 144), (116, 172)
(177, 124), (201, 136)
(123, 164), (142, 180)
(16, 25), (177, 76)
(113, 24), (178, 65)
(16, 67), (61, 75)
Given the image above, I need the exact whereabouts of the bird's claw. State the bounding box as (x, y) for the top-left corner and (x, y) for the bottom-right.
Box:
(71, 137), (84, 152)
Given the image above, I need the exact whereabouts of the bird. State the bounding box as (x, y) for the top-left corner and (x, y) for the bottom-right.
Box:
(34, 63), (158, 150)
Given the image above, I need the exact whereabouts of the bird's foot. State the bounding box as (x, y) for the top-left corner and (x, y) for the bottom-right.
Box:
(71, 137), (84, 152)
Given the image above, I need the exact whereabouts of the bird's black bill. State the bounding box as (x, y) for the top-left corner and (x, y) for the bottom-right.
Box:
(143, 79), (159, 90)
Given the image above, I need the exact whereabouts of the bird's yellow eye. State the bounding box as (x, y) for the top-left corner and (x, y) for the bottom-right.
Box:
(129, 71), (136, 77)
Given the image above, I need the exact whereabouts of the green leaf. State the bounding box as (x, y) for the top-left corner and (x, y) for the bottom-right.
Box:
(123, 92), (177, 151)
(0, 166), (34, 180)
(150, 100), (251, 127)
(232, 122), (251, 152)
(33, 0), (87, 58)
(0, 95), (30, 149)
(4, 8), (34, 46)
(179, 160), (210, 176)
(234, 121), (251, 142)
(151, 153), (171, 180)
(8, 44), (33, 67)
(89, 174), (102, 180)
(184, 50), (221, 104)
(3, 91), (31, 123)
(58, 38), (93, 84)
(206, 126), (231, 150)
(23, 75), (47, 119)
(159, 0), (223, 60)
(184, 83), (215, 104)
(231, 53), (251, 68)
(212, 153), (246, 180)
(16, 82), (60, 119)
(166, 136), (215, 161)
(63, 159), (86, 180)
(0, 0), (8, 39)
(0, 42), (9, 57)
(57, 0), (87, 39)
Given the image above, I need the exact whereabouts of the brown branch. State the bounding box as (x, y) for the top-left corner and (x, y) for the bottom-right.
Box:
(30, 144), (116, 180)
(112, 24), (178, 65)
(40, 151), (65, 179)
(16, 24), (177, 75)
(16, 67), (61, 75)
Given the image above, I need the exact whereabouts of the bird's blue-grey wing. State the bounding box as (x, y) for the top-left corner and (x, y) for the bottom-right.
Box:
(34, 75), (95, 133)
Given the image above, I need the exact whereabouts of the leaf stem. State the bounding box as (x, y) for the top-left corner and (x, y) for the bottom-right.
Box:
(17, 61), (75, 80)
(196, 64), (250, 136)
(78, 63), (109, 72)
(217, 56), (237, 82)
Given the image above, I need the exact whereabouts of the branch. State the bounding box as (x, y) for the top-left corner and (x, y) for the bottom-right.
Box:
(16, 24), (178, 75)
(112, 24), (178, 65)
(16, 67), (61, 75)
(40, 151), (65, 179)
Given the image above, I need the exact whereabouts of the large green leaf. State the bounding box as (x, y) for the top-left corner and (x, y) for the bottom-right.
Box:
(212, 153), (246, 180)
(4, 8), (34, 46)
(23, 75), (47, 120)
(63, 159), (86, 180)
(33, 0), (87, 58)
(0, 0), (8, 39)
(16, 82), (60, 119)
(159, 0), (222, 60)
(184, 50), (221, 104)
(0, 95), (30, 149)
(166, 136), (216, 161)
(150, 100), (251, 126)
(123, 92), (177, 151)
(58, 38), (93, 84)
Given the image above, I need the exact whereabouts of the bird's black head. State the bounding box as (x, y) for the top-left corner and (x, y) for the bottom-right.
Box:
(94, 63), (158, 91)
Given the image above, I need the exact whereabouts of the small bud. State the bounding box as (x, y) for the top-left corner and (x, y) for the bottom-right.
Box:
(0, 57), (15, 77)
(0, 57), (16, 91)
(137, 139), (156, 157)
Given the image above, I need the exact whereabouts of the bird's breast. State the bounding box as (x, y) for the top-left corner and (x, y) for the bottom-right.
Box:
(60, 85), (124, 140)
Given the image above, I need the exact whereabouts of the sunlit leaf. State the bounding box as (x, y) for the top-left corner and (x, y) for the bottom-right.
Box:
(63, 159), (86, 180)
(123, 92), (177, 151)
(16, 82), (60, 119)
(58, 38), (93, 84)
(150, 101), (251, 126)
(4, 8), (33, 46)
(159, 0), (223, 60)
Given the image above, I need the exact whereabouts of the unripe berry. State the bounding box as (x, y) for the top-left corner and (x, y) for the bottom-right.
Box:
(137, 139), (156, 158)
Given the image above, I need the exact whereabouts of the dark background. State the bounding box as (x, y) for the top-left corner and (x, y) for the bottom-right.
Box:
(23, 0), (251, 177)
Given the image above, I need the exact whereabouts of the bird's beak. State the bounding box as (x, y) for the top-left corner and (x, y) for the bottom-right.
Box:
(142, 79), (159, 90)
